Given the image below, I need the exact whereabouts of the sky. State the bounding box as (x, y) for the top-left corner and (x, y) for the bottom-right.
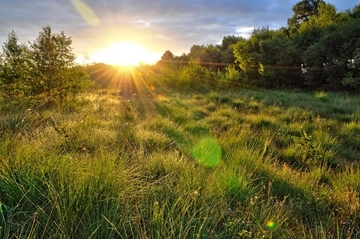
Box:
(0, 0), (359, 65)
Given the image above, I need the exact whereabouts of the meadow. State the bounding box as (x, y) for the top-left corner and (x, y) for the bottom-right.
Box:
(0, 85), (359, 238)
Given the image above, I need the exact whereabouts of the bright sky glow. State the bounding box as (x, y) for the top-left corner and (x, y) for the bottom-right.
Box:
(91, 41), (160, 66)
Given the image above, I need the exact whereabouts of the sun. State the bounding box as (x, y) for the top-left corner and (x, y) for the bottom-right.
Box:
(92, 41), (159, 66)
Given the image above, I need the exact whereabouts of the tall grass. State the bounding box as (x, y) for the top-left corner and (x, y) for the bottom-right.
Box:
(0, 88), (359, 238)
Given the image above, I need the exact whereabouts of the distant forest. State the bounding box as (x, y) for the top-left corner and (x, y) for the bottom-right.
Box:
(157, 0), (360, 91)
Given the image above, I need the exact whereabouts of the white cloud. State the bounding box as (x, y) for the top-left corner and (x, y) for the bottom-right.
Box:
(235, 26), (254, 39)
(133, 20), (150, 27)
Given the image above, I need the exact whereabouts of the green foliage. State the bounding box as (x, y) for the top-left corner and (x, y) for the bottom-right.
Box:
(302, 19), (360, 89)
(291, 129), (323, 170)
(152, 58), (219, 91)
(0, 31), (29, 98)
(161, 35), (241, 74)
(153, 60), (181, 88)
(342, 48), (360, 90)
(161, 50), (175, 61)
(230, 1), (360, 91)
(233, 28), (303, 88)
(0, 26), (91, 107)
(180, 59), (216, 90)
(348, 4), (360, 19)
(221, 35), (243, 50)
(187, 44), (223, 71)
(260, 32), (303, 87)
(223, 65), (243, 82)
(27, 26), (91, 104)
(233, 31), (263, 84)
(298, 2), (338, 31)
(343, 74), (360, 90)
(288, 0), (325, 34)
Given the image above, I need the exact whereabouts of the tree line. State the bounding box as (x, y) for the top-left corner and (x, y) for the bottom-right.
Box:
(159, 0), (360, 91)
(158, 35), (240, 71)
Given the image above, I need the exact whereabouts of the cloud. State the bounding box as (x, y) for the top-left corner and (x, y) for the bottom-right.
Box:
(236, 27), (255, 38)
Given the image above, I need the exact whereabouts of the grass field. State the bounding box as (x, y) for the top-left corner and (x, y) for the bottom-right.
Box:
(0, 86), (359, 238)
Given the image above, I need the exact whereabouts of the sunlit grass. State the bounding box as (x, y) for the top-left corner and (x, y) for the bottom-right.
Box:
(0, 87), (359, 238)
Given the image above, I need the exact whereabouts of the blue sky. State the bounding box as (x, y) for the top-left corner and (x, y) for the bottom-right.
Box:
(1, 0), (358, 63)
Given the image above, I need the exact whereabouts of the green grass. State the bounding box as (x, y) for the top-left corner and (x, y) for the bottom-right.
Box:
(0, 88), (359, 238)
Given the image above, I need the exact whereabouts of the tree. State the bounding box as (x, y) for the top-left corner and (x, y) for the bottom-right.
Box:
(0, 31), (29, 98)
(160, 50), (175, 62)
(188, 44), (216, 62)
(188, 45), (203, 60)
(288, 0), (325, 34)
(299, 2), (341, 31)
(260, 32), (303, 87)
(203, 44), (222, 67)
(221, 35), (243, 50)
(187, 44), (224, 70)
(342, 48), (360, 90)
(348, 4), (360, 19)
(174, 53), (189, 64)
(233, 27), (276, 86)
(27, 25), (90, 104)
(303, 19), (360, 89)
(233, 27), (305, 88)
(220, 35), (244, 65)
(157, 50), (176, 70)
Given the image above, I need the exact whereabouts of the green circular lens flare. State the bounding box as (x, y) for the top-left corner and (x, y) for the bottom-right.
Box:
(266, 220), (275, 229)
(192, 137), (221, 167)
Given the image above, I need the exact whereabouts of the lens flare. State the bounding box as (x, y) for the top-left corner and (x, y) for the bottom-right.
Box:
(266, 220), (275, 229)
(191, 137), (221, 167)
(71, 0), (99, 27)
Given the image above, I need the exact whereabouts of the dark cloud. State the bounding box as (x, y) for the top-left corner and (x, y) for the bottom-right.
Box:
(0, 0), (358, 62)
